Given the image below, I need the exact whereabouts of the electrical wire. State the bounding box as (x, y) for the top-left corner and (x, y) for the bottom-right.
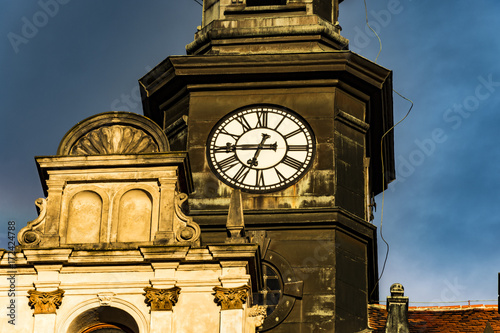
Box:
(362, 0), (415, 299)
(363, 0), (382, 62)
(192, 0), (203, 6)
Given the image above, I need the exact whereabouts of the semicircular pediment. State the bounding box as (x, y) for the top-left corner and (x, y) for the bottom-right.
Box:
(57, 112), (169, 155)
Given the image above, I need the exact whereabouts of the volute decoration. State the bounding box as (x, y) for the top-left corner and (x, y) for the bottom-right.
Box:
(144, 286), (181, 311)
(57, 112), (170, 155)
(28, 289), (64, 314)
(18, 198), (47, 246)
(69, 125), (158, 155)
(213, 285), (250, 310)
(174, 192), (201, 243)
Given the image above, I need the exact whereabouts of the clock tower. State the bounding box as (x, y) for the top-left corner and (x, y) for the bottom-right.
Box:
(140, 0), (394, 331)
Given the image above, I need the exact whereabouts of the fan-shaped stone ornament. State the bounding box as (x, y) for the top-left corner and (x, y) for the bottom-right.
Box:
(70, 125), (157, 155)
(57, 112), (169, 155)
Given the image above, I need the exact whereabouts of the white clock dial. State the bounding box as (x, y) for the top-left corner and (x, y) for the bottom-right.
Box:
(207, 105), (315, 193)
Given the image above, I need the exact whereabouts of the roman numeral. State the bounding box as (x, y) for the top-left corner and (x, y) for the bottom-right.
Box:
(235, 115), (251, 132)
(274, 115), (285, 130)
(288, 145), (308, 151)
(281, 156), (303, 170)
(256, 111), (268, 128)
(218, 155), (239, 171)
(220, 128), (240, 141)
(233, 165), (250, 183)
(284, 128), (303, 139)
(256, 169), (265, 187)
(213, 143), (235, 153)
(275, 168), (286, 183)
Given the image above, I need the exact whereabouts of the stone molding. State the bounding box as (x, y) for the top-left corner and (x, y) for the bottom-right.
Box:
(28, 288), (64, 314)
(213, 285), (250, 310)
(144, 286), (181, 311)
(18, 198), (47, 246)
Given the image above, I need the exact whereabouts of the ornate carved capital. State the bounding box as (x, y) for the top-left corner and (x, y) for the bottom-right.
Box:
(144, 286), (180, 311)
(249, 305), (268, 328)
(213, 285), (250, 310)
(28, 289), (64, 314)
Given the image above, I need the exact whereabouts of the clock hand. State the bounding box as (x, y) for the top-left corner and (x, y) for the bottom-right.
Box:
(247, 133), (271, 167)
(220, 142), (277, 152)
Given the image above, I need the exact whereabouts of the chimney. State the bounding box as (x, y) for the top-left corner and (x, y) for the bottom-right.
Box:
(385, 283), (410, 333)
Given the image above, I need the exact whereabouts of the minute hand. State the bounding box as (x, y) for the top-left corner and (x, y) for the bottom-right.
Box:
(247, 133), (271, 167)
(233, 143), (277, 151)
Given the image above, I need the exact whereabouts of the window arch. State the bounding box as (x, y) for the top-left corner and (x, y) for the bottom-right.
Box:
(66, 307), (139, 333)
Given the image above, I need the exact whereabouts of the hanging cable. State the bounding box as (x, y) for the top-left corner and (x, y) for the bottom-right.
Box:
(192, 0), (203, 6)
(362, 0), (415, 299)
(363, 0), (382, 62)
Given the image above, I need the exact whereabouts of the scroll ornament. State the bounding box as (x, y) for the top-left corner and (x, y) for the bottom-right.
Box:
(174, 192), (201, 243)
(213, 285), (251, 310)
(18, 198), (47, 246)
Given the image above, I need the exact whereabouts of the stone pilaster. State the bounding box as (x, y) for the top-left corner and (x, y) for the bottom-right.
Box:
(145, 286), (181, 333)
(214, 285), (251, 333)
(28, 288), (64, 333)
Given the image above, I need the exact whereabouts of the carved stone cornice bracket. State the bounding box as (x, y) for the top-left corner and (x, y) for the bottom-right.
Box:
(144, 286), (181, 311)
(174, 193), (201, 243)
(18, 198), (47, 246)
(27, 289), (64, 314)
(213, 285), (250, 310)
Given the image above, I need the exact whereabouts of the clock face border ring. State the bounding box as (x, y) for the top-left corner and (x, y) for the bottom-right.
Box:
(205, 104), (316, 194)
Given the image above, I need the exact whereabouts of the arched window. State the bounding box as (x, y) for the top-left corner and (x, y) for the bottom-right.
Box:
(67, 307), (139, 333)
(80, 323), (133, 333)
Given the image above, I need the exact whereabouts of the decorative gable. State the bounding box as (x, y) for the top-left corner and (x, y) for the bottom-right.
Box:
(18, 112), (197, 248)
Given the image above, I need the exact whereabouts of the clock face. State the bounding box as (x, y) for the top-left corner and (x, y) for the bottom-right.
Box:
(206, 105), (315, 193)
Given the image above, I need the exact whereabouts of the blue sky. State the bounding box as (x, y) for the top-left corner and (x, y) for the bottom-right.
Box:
(1, 0), (500, 306)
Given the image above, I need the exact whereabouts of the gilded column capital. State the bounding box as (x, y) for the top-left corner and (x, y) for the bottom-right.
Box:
(213, 285), (250, 310)
(27, 289), (64, 314)
(144, 286), (181, 311)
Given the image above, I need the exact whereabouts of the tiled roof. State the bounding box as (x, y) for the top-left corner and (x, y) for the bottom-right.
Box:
(368, 304), (500, 332)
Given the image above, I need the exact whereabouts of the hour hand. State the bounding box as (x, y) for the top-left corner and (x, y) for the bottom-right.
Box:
(215, 142), (278, 152)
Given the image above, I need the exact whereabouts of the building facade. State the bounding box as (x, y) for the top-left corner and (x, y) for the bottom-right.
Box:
(1, 1), (395, 332)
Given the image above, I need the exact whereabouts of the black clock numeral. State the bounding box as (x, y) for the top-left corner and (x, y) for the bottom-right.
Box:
(256, 111), (268, 128)
(256, 169), (265, 187)
(275, 168), (287, 183)
(233, 165), (250, 183)
(274, 115), (286, 130)
(219, 155), (239, 171)
(220, 128), (241, 141)
(284, 128), (303, 139)
(281, 156), (303, 170)
(235, 115), (252, 132)
(213, 143), (235, 153)
(288, 145), (308, 151)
